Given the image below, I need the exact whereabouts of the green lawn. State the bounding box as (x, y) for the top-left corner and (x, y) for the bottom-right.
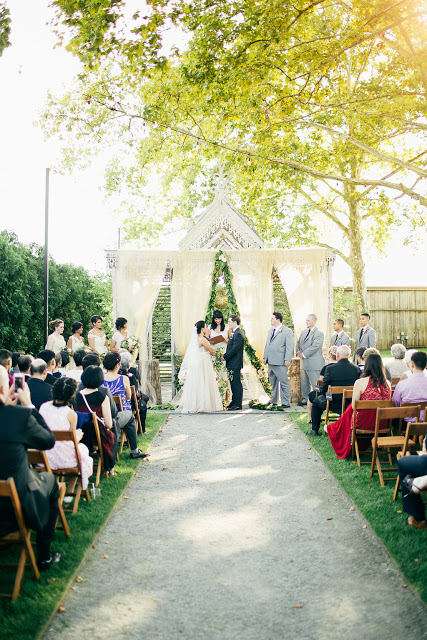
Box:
(291, 412), (427, 604)
(0, 412), (166, 640)
(380, 348), (427, 359)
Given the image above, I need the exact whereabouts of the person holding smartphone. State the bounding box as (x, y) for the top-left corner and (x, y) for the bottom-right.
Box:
(0, 365), (61, 571)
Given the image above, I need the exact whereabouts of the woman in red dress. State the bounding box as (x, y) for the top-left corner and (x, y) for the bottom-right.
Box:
(326, 354), (391, 458)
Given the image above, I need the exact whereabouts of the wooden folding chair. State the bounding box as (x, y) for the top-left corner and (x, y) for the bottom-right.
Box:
(27, 450), (70, 537)
(130, 385), (143, 434)
(50, 430), (91, 514)
(399, 401), (427, 435)
(391, 377), (401, 386)
(351, 399), (393, 467)
(90, 412), (108, 486)
(113, 395), (131, 454)
(0, 477), (40, 600)
(370, 406), (420, 486)
(324, 386), (354, 427)
(393, 422), (427, 500)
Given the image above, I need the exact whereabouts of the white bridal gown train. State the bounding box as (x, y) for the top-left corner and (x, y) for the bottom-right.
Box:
(178, 330), (223, 414)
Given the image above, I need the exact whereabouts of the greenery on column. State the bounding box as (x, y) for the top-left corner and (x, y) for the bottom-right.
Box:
(205, 251), (271, 394)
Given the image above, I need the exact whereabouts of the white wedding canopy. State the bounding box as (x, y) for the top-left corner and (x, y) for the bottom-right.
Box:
(107, 168), (335, 373)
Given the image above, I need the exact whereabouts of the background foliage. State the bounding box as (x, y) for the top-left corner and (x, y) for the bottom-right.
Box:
(0, 230), (112, 355)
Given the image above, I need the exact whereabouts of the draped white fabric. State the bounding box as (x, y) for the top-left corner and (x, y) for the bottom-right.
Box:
(116, 251), (169, 360)
(272, 248), (329, 338)
(170, 250), (216, 356)
(224, 250), (275, 359)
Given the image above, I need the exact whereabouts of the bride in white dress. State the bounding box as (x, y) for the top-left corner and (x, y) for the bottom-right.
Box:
(178, 321), (223, 413)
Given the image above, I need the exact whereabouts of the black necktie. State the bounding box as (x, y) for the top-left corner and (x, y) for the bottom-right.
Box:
(270, 329), (275, 342)
(304, 329), (311, 342)
(335, 334), (339, 344)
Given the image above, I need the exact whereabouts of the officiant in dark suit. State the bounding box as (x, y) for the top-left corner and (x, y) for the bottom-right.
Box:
(263, 312), (293, 408)
(223, 315), (244, 410)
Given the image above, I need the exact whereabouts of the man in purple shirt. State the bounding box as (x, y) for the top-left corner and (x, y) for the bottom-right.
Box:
(393, 351), (427, 420)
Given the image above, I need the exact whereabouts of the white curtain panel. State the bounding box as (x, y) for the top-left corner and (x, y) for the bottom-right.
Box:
(170, 250), (216, 356)
(224, 249), (275, 359)
(116, 250), (169, 360)
(272, 248), (329, 339)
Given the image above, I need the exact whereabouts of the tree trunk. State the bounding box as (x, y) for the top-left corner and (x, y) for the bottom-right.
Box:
(346, 193), (369, 315)
(140, 359), (162, 405)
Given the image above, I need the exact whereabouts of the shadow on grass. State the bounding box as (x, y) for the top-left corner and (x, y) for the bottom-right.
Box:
(0, 412), (167, 640)
(291, 412), (427, 605)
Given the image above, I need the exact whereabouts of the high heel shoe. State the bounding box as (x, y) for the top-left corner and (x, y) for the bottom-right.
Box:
(402, 475), (421, 498)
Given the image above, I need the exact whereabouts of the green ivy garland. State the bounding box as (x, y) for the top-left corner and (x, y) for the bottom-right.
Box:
(205, 250), (271, 395)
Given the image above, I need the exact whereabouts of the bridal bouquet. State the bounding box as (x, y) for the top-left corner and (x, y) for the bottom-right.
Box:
(121, 335), (140, 354)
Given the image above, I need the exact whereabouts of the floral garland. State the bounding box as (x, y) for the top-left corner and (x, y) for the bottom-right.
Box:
(172, 251), (271, 396)
(205, 251), (271, 395)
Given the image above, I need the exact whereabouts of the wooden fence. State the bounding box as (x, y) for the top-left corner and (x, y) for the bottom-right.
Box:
(340, 287), (427, 350)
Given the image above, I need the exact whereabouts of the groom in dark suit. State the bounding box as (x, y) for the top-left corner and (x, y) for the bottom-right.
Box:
(223, 315), (244, 411)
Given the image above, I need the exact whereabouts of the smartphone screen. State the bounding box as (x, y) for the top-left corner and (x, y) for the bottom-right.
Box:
(13, 373), (25, 392)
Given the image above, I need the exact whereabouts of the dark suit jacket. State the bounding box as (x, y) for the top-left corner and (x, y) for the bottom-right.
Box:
(320, 358), (361, 411)
(27, 377), (52, 410)
(223, 328), (244, 371)
(0, 404), (55, 535)
(44, 372), (55, 386)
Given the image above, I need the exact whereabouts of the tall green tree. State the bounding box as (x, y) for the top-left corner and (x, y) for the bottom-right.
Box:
(0, 231), (112, 354)
(43, 0), (427, 312)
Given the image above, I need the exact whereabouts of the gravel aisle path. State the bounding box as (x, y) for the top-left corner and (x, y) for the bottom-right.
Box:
(44, 412), (427, 640)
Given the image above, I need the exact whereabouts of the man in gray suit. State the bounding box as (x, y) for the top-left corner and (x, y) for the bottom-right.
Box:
(330, 318), (350, 347)
(353, 313), (377, 362)
(263, 312), (293, 408)
(296, 313), (325, 405)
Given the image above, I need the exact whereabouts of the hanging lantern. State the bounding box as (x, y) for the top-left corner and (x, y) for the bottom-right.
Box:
(214, 287), (228, 309)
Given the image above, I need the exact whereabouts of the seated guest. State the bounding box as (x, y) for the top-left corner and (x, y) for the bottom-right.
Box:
(330, 319), (350, 347)
(385, 343), (407, 382)
(363, 347), (380, 360)
(0, 365), (60, 571)
(66, 349), (85, 382)
(397, 447), (427, 529)
(27, 359), (52, 410)
(81, 353), (118, 419)
(18, 354), (33, 380)
(307, 346), (337, 424)
(39, 378), (93, 490)
(326, 353), (391, 458)
(356, 347), (366, 372)
(10, 352), (21, 375)
(102, 352), (148, 458)
(119, 351), (142, 388)
(75, 365), (117, 474)
(393, 351), (427, 421)
(58, 351), (71, 376)
(0, 349), (13, 386)
(52, 352), (62, 379)
(37, 349), (56, 386)
(119, 351), (147, 433)
(400, 349), (418, 381)
(309, 345), (360, 436)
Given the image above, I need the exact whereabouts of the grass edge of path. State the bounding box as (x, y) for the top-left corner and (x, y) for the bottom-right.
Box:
(290, 411), (427, 606)
(0, 412), (167, 640)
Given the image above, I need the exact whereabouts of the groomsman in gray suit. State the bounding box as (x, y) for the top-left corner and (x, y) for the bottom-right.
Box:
(330, 318), (350, 347)
(296, 314), (325, 405)
(353, 313), (376, 362)
(263, 312), (293, 408)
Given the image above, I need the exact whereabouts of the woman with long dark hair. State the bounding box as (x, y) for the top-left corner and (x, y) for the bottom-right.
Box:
(178, 320), (223, 413)
(326, 354), (391, 459)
